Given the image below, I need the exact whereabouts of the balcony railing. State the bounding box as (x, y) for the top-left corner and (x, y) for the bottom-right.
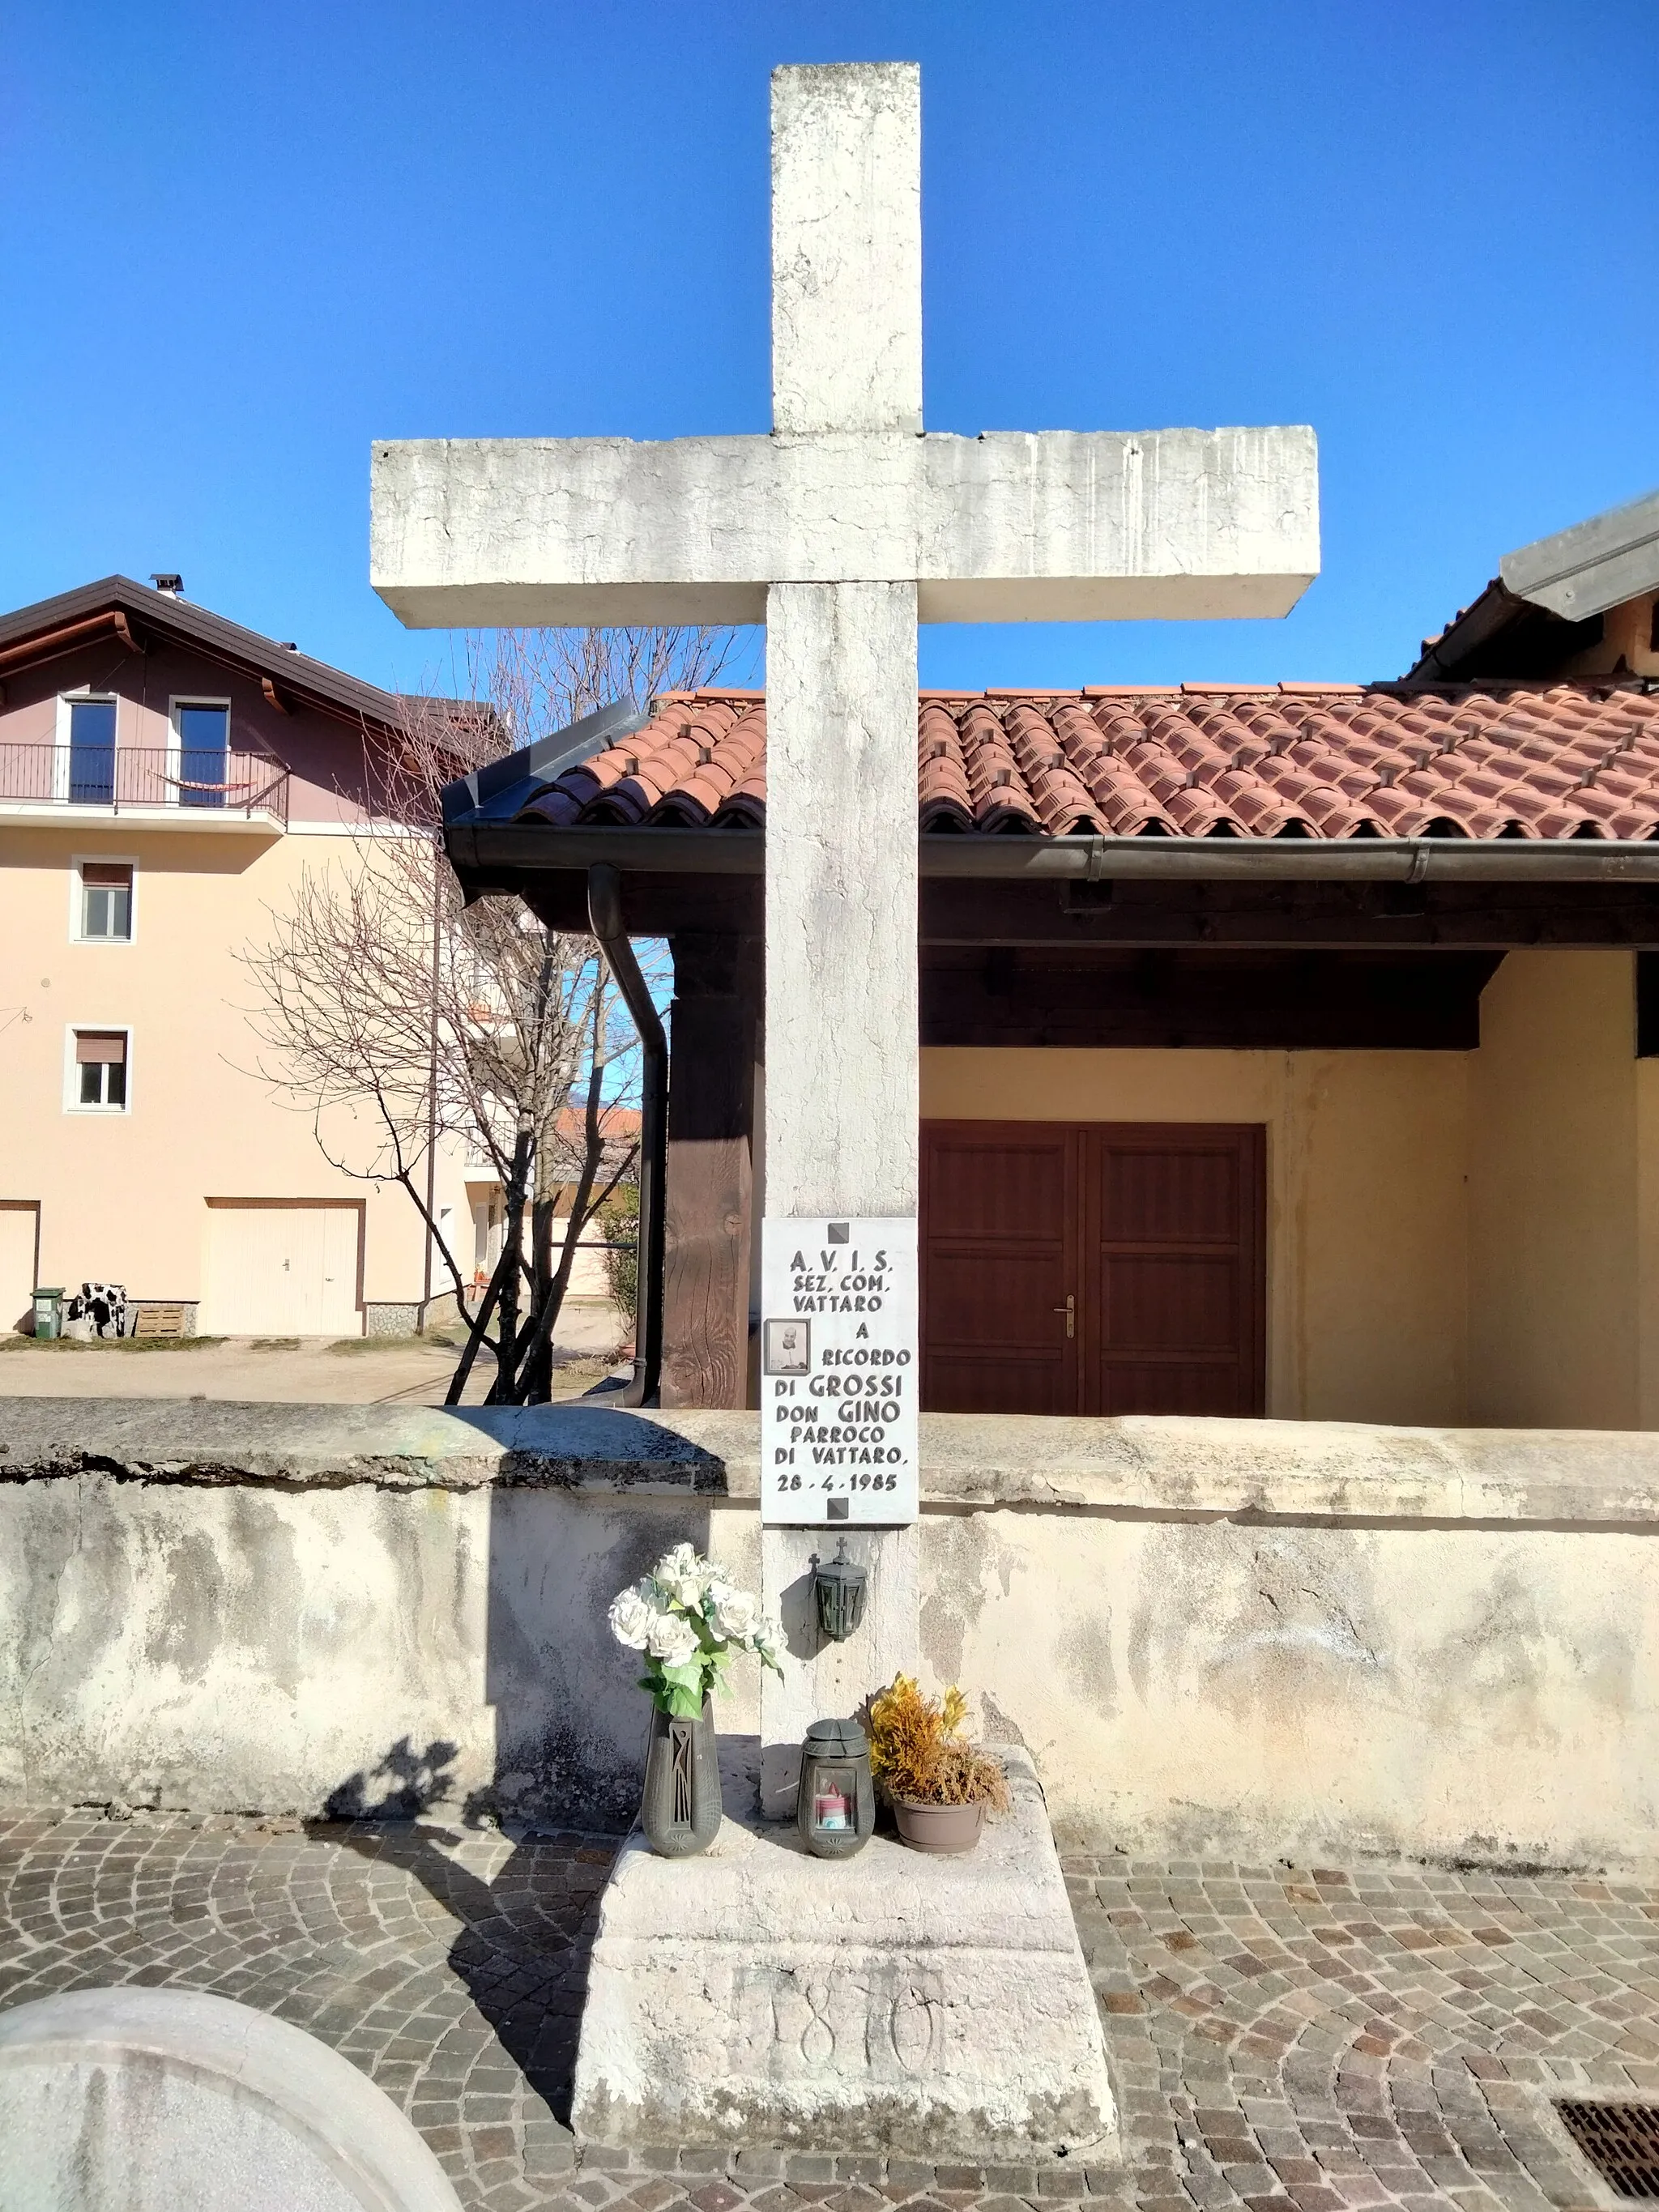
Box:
(0, 745), (291, 825)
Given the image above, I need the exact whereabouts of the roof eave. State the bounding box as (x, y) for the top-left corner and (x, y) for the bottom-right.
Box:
(0, 575), (409, 732)
(446, 821), (1659, 889)
(1501, 486), (1659, 621)
(1402, 579), (1520, 682)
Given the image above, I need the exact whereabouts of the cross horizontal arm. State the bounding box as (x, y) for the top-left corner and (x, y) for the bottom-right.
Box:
(371, 426), (1320, 629)
(920, 428), (1320, 622)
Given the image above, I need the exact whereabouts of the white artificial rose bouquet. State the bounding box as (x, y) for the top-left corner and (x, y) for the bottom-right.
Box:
(710, 1587), (758, 1643)
(606, 1582), (660, 1651)
(608, 1543), (784, 1718)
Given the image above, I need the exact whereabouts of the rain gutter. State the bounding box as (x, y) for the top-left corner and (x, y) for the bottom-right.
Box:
(446, 825), (1659, 884)
(0, 608), (143, 678)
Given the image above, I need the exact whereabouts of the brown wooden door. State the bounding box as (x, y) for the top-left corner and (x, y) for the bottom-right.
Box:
(919, 1123), (1080, 1413)
(921, 1120), (1265, 1417)
(1084, 1125), (1265, 1416)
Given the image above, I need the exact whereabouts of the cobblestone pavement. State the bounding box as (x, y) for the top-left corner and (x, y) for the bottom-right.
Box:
(1068, 1852), (1659, 2212)
(2, 1812), (1657, 2212)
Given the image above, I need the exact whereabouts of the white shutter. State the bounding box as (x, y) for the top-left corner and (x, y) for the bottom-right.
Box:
(201, 1206), (360, 1336)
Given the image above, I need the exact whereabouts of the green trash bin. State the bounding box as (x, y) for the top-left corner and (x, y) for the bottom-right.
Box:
(32, 1288), (64, 1341)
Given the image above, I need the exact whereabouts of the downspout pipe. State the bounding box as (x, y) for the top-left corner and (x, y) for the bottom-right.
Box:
(586, 863), (666, 1407)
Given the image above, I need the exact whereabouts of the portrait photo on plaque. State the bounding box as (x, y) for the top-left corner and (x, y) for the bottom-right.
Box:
(763, 1318), (811, 1375)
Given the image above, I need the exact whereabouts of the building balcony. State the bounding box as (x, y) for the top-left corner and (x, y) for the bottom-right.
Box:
(0, 745), (290, 829)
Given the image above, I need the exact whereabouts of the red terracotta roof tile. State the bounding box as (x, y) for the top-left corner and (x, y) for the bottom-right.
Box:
(516, 680), (1659, 842)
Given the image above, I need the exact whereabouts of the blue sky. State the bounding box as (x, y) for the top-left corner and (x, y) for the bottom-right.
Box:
(3, 1), (1654, 699)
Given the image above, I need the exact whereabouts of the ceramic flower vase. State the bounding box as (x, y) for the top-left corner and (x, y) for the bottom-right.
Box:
(639, 1698), (723, 1856)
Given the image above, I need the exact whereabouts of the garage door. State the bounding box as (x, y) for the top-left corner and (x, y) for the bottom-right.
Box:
(0, 1205), (37, 1333)
(201, 1204), (360, 1336)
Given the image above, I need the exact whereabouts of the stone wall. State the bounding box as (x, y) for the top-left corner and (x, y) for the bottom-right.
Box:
(2, 1401), (1654, 1867)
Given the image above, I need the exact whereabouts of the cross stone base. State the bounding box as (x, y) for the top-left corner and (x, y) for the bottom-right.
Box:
(569, 1740), (1118, 2162)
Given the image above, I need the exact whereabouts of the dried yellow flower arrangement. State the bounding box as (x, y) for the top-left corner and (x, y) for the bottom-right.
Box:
(866, 1673), (1011, 1855)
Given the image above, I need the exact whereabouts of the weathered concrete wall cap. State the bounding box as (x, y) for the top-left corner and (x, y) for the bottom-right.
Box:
(4, 1399), (1659, 1524)
(0, 1985), (463, 2210)
(0, 1398), (744, 1495)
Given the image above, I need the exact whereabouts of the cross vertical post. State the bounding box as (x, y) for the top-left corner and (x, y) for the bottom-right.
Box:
(757, 66), (926, 1811)
(763, 65), (923, 1225)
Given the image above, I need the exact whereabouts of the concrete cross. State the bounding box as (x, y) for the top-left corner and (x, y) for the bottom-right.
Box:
(372, 61), (1317, 1800)
(373, 59), (1318, 1237)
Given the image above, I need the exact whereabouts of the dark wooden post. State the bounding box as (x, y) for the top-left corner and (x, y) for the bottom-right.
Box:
(660, 933), (760, 1409)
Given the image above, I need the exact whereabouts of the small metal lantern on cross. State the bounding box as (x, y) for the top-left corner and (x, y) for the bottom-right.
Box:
(813, 1537), (868, 1643)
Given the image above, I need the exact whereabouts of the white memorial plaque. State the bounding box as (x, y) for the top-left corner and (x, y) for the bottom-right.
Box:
(760, 1217), (919, 1525)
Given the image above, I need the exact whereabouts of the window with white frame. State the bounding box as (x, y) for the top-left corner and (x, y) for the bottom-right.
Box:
(170, 698), (229, 809)
(68, 1029), (130, 1110)
(75, 860), (134, 941)
(56, 695), (118, 803)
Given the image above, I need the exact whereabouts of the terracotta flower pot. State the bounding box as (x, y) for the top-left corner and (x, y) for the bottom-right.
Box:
(639, 1698), (722, 1857)
(892, 1796), (986, 1855)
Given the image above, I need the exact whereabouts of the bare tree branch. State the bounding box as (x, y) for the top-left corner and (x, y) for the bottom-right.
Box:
(237, 624), (739, 1398)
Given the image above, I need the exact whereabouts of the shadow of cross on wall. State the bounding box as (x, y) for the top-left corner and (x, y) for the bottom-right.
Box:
(317, 1737), (617, 2128)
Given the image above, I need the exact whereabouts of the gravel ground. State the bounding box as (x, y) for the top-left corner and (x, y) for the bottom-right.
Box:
(0, 1300), (628, 1404)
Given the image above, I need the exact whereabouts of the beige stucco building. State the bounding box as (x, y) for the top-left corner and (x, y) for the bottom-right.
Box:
(440, 494), (1659, 1430)
(0, 577), (478, 1336)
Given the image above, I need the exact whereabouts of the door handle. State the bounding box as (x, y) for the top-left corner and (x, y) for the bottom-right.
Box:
(1053, 1294), (1075, 1339)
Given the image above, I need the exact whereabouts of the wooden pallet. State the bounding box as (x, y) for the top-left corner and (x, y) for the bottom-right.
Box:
(132, 1303), (189, 1340)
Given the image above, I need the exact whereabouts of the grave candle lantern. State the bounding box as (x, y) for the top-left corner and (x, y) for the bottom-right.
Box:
(796, 1716), (875, 1859)
(812, 1538), (868, 1643)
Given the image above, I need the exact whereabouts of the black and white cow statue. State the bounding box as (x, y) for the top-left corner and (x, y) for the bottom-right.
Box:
(66, 1281), (129, 1339)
